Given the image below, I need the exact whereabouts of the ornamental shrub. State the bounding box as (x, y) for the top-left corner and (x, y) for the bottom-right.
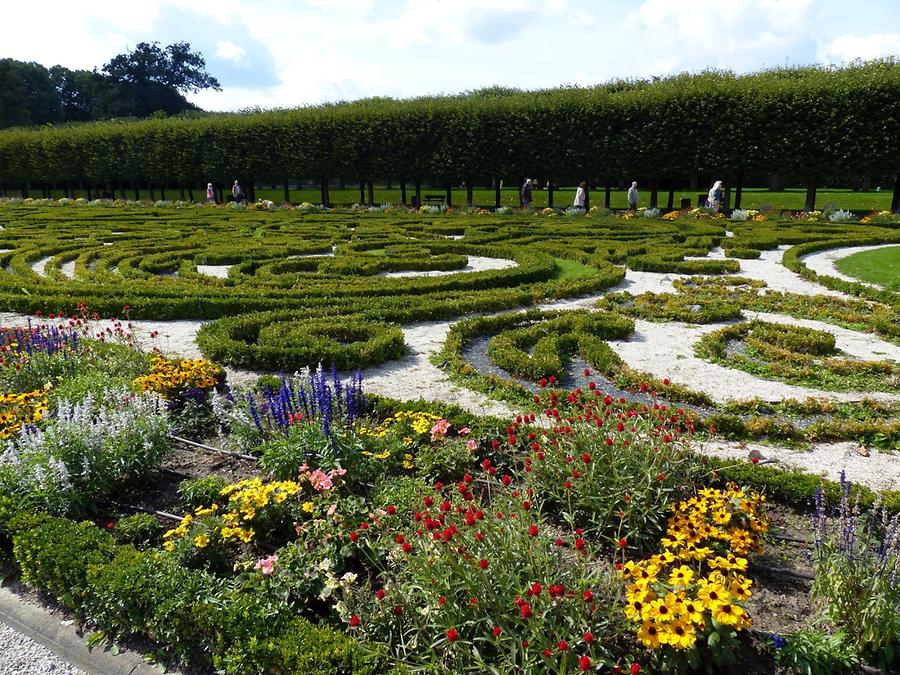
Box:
(13, 517), (117, 610)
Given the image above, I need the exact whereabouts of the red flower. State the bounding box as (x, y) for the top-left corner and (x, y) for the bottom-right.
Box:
(575, 538), (586, 551)
(349, 615), (361, 627)
(549, 376), (557, 384)
(447, 628), (459, 642)
(395, 534), (405, 544)
(543, 649), (552, 658)
(631, 664), (642, 675)
(582, 590), (594, 603)
(479, 559), (489, 569)
(393, 605), (403, 615)
(662, 378), (670, 385)
(583, 368), (591, 376)
(521, 500), (531, 510)
(640, 382), (648, 392)
(502, 475), (512, 486)
(386, 505), (397, 515)
(520, 603), (533, 619)
(492, 626), (502, 637)
(528, 582), (542, 597)
(558, 640), (568, 651)
(424, 496), (433, 508)
(618, 538), (627, 548)
(375, 589), (385, 601)
(533, 395), (541, 403)
(402, 542), (412, 553)
(579, 655), (592, 671)
(583, 632), (593, 643)
(529, 524), (539, 537)
(438, 596), (446, 606)
(657, 473), (665, 481)
(349, 531), (359, 542)
(751, 456), (760, 464)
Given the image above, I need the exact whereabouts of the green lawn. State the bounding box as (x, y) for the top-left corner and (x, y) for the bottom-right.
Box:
(834, 245), (900, 290)
(34, 185), (896, 212)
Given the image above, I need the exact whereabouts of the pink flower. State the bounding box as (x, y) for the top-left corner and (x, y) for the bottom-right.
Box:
(459, 427), (471, 436)
(466, 439), (478, 451)
(307, 469), (334, 491)
(327, 503), (338, 517)
(430, 418), (451, 441)
(254, 555), (278, 575)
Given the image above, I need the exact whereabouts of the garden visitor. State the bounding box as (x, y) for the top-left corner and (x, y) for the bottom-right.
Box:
(707, 180), (723, 212)
(206, 182), (215, 203)
(574, 181), (587, 210)
(232, 180), (242, 203)
(522, 178), (533, 208)
(627, 181), (638, 210)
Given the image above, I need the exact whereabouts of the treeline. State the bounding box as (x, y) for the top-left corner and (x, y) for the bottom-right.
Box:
(0, 42), (218, 128)
(0, 60), (898, 211)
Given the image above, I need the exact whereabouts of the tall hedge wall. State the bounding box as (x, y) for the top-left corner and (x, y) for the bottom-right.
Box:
(0, 61), (898, 188)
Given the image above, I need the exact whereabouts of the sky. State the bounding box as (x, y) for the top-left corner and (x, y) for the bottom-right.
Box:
(5, 0), (900, 112)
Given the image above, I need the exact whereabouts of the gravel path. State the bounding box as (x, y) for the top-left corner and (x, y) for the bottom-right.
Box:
(802, 243), (898, 289)
(29, 256), (52, 278)
(0, 621), (82, 675)
(196, 264), (232, 278)
(377, 255), (516, 278)
(697, 439), (900, 493)
(607, 315), (899, 405)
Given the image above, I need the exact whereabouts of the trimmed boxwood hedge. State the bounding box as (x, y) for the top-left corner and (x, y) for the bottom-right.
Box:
(198, 314), (406, 371)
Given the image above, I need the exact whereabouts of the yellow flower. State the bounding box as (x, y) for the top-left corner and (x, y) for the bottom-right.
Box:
(637, 620), (662, 648)
(194, 534), (210, 548)
(712, 602), (748, 628)
(667, 565), (694, 587)
(660, 620), (697, 649)
(696, 581), (729, 610)
(302, 501), (314, 513)
(647, 593), (682, 623)
(163, 540), (175, 552)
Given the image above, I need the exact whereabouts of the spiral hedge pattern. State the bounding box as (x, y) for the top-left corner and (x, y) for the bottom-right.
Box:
(0, 202), (898, 374)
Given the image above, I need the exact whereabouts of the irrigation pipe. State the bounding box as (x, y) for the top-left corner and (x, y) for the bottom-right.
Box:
(169, 434), (258, 461)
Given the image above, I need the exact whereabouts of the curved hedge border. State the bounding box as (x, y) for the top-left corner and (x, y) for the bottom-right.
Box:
(782, 236), (900, 308)
(439, 309), (714, 408)
(695, 320), (898, 393)
(198, 314), (406, 371)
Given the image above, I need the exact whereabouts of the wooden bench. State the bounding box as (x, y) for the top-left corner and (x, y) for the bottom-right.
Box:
(423, 194), (445, 205)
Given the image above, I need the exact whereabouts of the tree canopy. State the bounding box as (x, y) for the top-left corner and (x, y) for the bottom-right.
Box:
(0, 42), (219, 129)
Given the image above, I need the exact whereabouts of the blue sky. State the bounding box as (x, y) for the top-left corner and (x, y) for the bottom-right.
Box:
(6, 0), (900, 111)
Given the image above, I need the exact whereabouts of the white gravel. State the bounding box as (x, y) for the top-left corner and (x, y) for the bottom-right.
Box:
(0, 621), (82, 675)
(60, 261), (76, 279)
(360, 320), (517, 418)
(377, 256), (516, 278)
(802, 243), (898, 289)
(196, 265), (232, 279)
(606, 316), (898, 405)
(697, 439), (900, 493)
(29, 256), (52, 278)
(725, 246), (847, 297)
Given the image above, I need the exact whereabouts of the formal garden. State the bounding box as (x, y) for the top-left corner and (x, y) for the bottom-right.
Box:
(0, 61), (898, 674)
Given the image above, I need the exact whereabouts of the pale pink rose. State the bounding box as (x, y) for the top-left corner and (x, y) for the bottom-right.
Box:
(466, 439), (478, 451)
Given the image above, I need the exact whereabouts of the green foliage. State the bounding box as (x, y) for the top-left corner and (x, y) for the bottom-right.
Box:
(85, 546), (221, 660)
(13, 517), (117, 610)
(696, 320), (897, 392)
(773, 627), (861, 675)
(110, 513), (161, 548)
(413, 438), (472, 482)
(177, 475), (228, 510)
(2, 60), (899, 185)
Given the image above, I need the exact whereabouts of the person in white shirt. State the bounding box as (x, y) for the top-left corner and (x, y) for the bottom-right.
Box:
(574, 181), (587, 209)
(627, 181), (638, 210)
(232, 180), (242, 203)
(707, 180), (723, 212)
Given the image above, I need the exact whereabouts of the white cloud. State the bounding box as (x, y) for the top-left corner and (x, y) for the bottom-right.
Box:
(819, 32), (900, 63)
(215, 40), (247, 62)
(631, 0), (814, 73)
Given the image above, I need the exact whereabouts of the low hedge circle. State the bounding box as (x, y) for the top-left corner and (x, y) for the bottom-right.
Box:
(197, 313), (406, 371)
(695, 320), (898, 392)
